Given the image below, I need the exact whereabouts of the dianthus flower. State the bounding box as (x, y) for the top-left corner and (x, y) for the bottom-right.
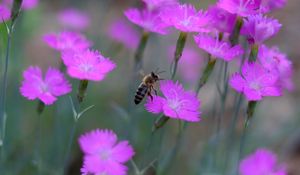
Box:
(79, 129), (135, 175)
(43, 31), (92, 52)
(241, 14), (282, 44)
(0, 4), (10, 22)
(217, 0), (262, 17)
(124, 8), (169, 34)
(58, 8), (90, 31)
(260, 0), (287, 13)
(20, 66), (71, 105)
(62, 49), (116, 81)
(194, 33), (244, 61)
(160, 4), (211, 33)
(107, 18), (139, 50)
(258, 45), (293, 90)
(207, 5), (237, 34)
(5, 0), (39, 10)
(229, 62), (281, 101)
(145, 80), (201, 122)
(239, 148), (287, 175)
(142, 0), (179, 12)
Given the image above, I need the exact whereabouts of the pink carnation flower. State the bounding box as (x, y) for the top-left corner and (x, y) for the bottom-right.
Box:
(241, 14), (282, 44)
(258, 45), (293, 91)
(79, 129), (135, 175)
(0, 4), (10, 22)
(43, 31), (92, 52)
(107, 18), (139, 50)
(145, 80), (201, 122)
(62, 49), (116, 81)
(229, 62), (282, 101)
(20, 66), (71, 105)
(161, 4), (211, 33)
(58, 8), (90, 31)
(207, 5), (237, 34)
(5, 0), (38, 10)
(217, 0), (262, 17)
(142, 0), (179, 12)
(194, 33), (244, 61)
(239, 148), (287, 175)
(124, 8), (169, 34)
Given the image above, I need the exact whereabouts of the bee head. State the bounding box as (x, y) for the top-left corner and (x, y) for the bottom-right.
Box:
(151, 72), (159, 81)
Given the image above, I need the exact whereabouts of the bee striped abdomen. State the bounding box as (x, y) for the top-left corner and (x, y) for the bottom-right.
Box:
(134, 84), (148, 104)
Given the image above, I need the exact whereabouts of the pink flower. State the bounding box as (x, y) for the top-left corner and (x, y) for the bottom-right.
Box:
(43, 31), (92, 52)
(260, 0), (287, 13)
(58, 8), (90, 31)
(258, 45), (293, 91)
(239, 148), (287, 175)
(145, 80), (201, 122)
(0, 4), (10, 22)
(20, 66), (71, 105)
(229, 62), (281, 101)
(62, 49), (116, 81)
(161, 4), (211, 33)
(107, 18), (139, 50)
(124, 8), (169, 34)
(5, 0), (38, 10)
(241, 14), (282, 44)
(207, 5), (237, 34)
(217, 0), (262, 17)
(79, 129), (135, 175)
(142, 0), (179, 12)
(194, 33), (244, 61)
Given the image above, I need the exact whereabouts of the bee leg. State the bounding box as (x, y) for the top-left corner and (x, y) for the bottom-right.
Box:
(148, 91), (154, 101)
(153, 88), (158, 96)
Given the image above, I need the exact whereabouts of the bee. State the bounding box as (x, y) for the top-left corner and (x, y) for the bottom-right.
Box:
(134, 71), (162, 105)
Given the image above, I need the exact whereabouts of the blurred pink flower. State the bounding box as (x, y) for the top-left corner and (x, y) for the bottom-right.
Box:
(62, 49), (116, 81)
(145, 80), (201, 122)
(161, 4), (211, 33)
(258, 45), (293, 91)
(229, 62), (281, 101)
(58, 8), (90, 31)
(5, 0), (38, 10)
(239, 148), (287, 175)
(20, 66), (71, 105)
(79, 129), (135, 175)
(207, 5), (237, 33)
(124, 8), (169, 34)
(217, 0), (262, 17)
(241, 14), (282, 44)
(142, 0), (179, 11)
(194, 33), (244, 61)
(107, 18), (139, 50)
(43, 31), (92, 52)
(260, 0), (287, 13)
(0, 4), (10, 22)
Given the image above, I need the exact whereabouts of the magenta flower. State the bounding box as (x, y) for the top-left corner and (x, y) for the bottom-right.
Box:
(241, 14), (282, 44)
(107, 18), (139, 50)
(258, 45), (293, 91)
(207, 5), (237, 34)
(217, 0), (262, 17)
(229, 62), (281, 101)
(79, 129), (135, 175)
(260, 0), (287, 13)
(194, 33), (244, 61)
(239, 148), (287, 175)
(0, 4), (10, 22)
(124, 8), (169, 34)
(142, 0), (179, 11)
(145, 80), (201, 122)
(58, 8), (90, 31)
(62, 49), (116, 81)
(43, 31), (92, 52)
(161, 4), (211, 33)
(20, 66), (71, 105)
(5, 0), (38, 10)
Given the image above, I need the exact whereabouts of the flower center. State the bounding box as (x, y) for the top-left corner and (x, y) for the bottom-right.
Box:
(40, 82), (49, 93)
(168, 99), (182, 111)
(99, 149), (111, 161)
(79, 63), (93, 72)
(250, 81), (261, 90)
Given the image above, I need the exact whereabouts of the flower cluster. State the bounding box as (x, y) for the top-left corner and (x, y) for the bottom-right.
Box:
(239, 148), (287, 175)
(79, 129), (135, 175)
(145, 80), (201, 122)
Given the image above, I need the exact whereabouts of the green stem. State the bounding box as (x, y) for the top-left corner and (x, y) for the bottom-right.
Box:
(134, 31), (149, 72)
(63, 120), (77, 174)
(171, 32), (188, 79)
(77, 80), (89, 103)
(229, 16), (243, 45)
(196, 56), (217, 92)
(152, 115), (170, 132)
(34, 100), (45, 174)
(249, 44), (259, 62)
